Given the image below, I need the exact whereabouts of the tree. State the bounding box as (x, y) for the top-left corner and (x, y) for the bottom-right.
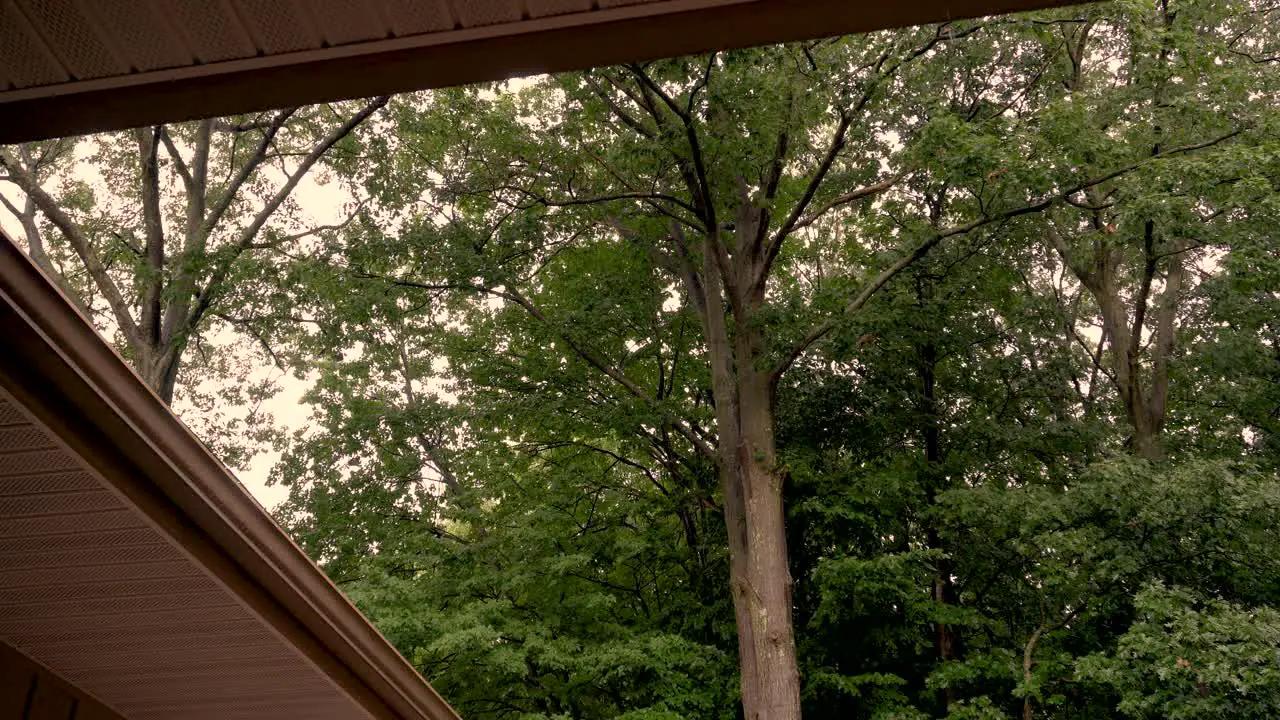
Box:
(1034, 0), (1280, 460)
(264, 2), (1280, 718)
(333, 28), (1052, 719)
(0, 98), (386, 404)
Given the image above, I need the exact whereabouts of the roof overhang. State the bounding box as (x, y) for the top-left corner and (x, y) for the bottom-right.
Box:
(0, 231), (459, 720)
(0, 0), (1084, 144)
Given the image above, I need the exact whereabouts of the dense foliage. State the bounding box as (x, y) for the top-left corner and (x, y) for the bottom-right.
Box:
(267, 1), (1280, 716)
(8, 0), (1280, 718)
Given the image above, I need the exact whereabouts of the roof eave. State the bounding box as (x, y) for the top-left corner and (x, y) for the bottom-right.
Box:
(0, 231), (459, 720)
(0, 0), (1088, 144)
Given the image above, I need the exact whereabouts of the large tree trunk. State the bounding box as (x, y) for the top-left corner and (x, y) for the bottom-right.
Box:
(713, 367), (800, 720)
(915, 198), (961, 708)
(136, 347), (182, 405)
(1093, 260), (1163, 461)
(912, 257), (961, 709)
(1074, 236), (1183, 463)
(1055, 3), (1182, 462)
(737, 369), (801, 720)
(698, 220), (801, 720)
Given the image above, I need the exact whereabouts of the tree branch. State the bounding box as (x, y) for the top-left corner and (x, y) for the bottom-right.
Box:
(789, 169), (909, 235)
(770, 112), (853, 251)
(178, 97), (389, 344)
(772, 191), (1087, 383)
(200, 107), (298, 237)
(157, 126), (195, 195)
(360, 268), (716, 459)
(580, 74), (656, 139)
(0, 148), (142, 348)
(0, 192), (91, 317)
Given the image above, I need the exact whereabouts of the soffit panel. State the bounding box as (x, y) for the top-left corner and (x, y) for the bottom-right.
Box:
(162, 0), (257, 64)
(0, 233), (459, 720)
(0, 1), (66, 91)
(90, 0), (195, 72)
(306, 0), (389, 46)
(0, 394), (377, 720)
(377, 0), (455, 36)
(11, 0), (126, 80)
(232, 0), (323, 55)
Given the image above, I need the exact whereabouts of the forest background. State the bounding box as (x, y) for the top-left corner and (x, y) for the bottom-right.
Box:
(4, 1), (1280, 718)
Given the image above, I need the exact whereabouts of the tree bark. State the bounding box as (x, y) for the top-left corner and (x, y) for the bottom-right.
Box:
(693, 206), (801, 720)
(1048, 1), (1183, 461)
(739, 368), (801, 720)
(709, 352), (801, 720)
(1065, 232), (1181, 462)
(913, 245), (961, 710)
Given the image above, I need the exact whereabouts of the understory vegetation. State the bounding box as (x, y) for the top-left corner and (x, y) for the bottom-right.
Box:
(6, 1), (1280, 717)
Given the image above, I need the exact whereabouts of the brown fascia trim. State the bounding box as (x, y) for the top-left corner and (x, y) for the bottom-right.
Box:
(0, 232), (460, 720)
(0, 0), (1090, 143)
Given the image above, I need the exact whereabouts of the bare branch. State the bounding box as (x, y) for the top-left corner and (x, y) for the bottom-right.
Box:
(770, 112), (853, 249)
(788, 170), (909, 235)
(157, 126), (195, 194)
(396, 332), (462, 495)
(580, 74), (656, 139)
(245, 200), (368, 249)
(498, 184), (700, 217)
(0, 192), (91, 316)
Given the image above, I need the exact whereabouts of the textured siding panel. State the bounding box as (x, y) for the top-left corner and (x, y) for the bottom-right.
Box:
(0, 575), (223, 607)
(90, 0), (194, 71)
(0, 450), (81, 476)
(0, 471), (99, 497)
(13, 0), (126, 79)
(0, 425), (55, 453)
(0, 640), (127, 720)
(0, 510), (145, 540)
(0, 604), (247, 637)
(0, 1), (66, 89)
(232, 0), (319, 54)
(528, 0), (595, 17)
(0, 400), (32, 426)
(164, 0), (256, 63)
(307, 0), (389, 45)
(0, 398), (375, 720)
(452, 0), (525, 27)
(0, 525), (157, 550)
(0, 0), (672, 100)
(379, 0), (454, 35)
(0, 489), (123, 518)
(1, 560), (200, 590)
